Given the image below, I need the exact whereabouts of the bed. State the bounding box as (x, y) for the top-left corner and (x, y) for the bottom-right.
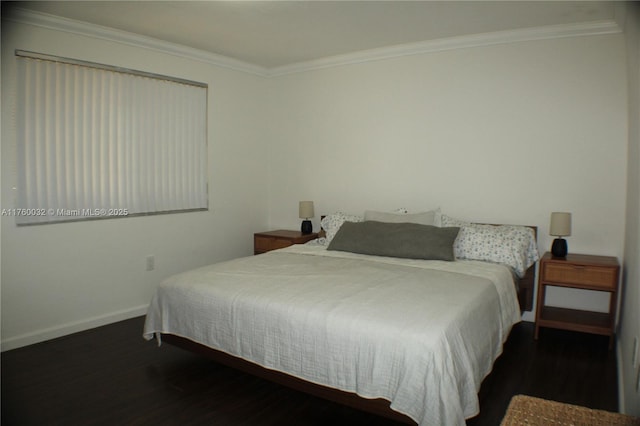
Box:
(143, 211), (538, 426)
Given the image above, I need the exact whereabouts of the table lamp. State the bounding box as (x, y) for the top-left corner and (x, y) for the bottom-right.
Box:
(549, 212), (571, 258)
(299, 201), (314, 234)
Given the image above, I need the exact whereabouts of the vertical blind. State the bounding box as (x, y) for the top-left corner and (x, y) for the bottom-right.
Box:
(15, 51), (208, 225)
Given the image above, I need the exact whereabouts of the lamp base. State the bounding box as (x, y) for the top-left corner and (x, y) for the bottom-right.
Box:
(551, 238), (568, 258)
(301, 220), (312, 235)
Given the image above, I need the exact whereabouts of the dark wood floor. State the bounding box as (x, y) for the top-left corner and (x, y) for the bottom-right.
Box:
(2, 316), (617, 426)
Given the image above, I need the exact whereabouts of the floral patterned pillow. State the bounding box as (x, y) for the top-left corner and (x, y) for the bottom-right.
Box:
(441, 214), (539, 277)
(319, 212), (363, 245)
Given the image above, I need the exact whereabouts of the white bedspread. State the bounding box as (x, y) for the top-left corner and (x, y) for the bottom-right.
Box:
(143, 244), (521, 426)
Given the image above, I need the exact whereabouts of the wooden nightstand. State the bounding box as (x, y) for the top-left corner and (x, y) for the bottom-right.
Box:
(534, 252), (620, 348)
(254, 230), (319, 255)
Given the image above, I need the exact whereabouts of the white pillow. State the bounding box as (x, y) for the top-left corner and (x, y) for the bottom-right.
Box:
(320, 212), (363, 245)
(364, 209), (438, 226)
(441, 214), (539, 277)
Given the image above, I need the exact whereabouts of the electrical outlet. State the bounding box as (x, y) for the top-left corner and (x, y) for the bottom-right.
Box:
(633, 337), (639, 368)
(146, 255), (155, 271)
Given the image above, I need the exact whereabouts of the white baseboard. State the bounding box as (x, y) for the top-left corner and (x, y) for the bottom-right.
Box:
(617, 338), (626, 413)
(521, 311), (535, 322)
(1, 304), (149, 352)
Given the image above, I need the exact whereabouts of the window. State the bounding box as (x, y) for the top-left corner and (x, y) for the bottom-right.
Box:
(14, 51), (208, 225)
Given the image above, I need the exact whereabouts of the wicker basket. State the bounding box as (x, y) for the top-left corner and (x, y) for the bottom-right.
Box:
(501, 395), (640, 426)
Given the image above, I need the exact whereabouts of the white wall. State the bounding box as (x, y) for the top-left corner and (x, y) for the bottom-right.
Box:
(265, 34), (628, 318)
(619, 1), (640, 416)
(1, 20), (270, 349)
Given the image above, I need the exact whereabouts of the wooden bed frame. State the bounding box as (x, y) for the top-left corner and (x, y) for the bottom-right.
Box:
(162, 333), (416, 424)
(160, 224), (538, 424)
(515, 226), (537, 312)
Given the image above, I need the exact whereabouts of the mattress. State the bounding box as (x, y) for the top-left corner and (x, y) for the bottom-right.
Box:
(143, 244), (521, 426)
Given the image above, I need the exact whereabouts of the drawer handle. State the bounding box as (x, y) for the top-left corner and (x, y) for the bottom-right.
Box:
(572, 265), (586, 270)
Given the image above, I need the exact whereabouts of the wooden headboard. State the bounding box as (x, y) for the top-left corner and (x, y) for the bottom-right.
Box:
(517, 226), (537, 312)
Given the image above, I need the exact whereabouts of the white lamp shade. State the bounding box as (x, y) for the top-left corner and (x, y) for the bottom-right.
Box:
(549, 212), (571, 237)
(299, 201), (314, 219)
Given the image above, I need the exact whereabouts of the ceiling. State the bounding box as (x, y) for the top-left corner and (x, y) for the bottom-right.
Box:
(5, 1), (618, 70)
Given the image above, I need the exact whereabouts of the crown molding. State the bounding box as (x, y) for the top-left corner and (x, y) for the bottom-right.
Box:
(267, 20), (622, 77)
(5, 8), (622, 79)
(4, 8), (269, 76)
